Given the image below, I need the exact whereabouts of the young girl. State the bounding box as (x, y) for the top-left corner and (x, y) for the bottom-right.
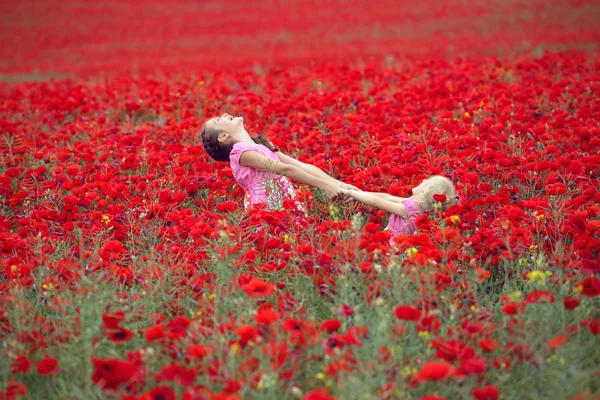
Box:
(342, 176), (459, 245)
(201, 113), (352, 212)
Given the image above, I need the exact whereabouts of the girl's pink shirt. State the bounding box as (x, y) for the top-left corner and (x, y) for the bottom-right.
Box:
(384, 198), (421, 245)
(229, 142), (302, 211)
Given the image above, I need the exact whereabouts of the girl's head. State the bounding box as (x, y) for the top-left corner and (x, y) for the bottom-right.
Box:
(201, 113), (279, 162)
(201, 113), (246, 162)
(411, 175), (458, 210)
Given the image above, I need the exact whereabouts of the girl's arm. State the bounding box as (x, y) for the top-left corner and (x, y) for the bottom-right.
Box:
(342, 189), (409, 218)
(276, 152), (359, 190)
(240, 151), (342, 199)
(368, 193), (407, 203)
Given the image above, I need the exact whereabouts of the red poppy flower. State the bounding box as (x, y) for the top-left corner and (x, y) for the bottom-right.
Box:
(457, 356), (487, 376)
(563, 296), (581, 310)
(10, 355), (32, 374)
(142, 386), (176, 400)
(1, 380), (27, 399)
(242, 278), (275, 298)
(546, 183), (567, 196)
(416, 361), (454, 383)
(433, 194), (447, 203)
(576, 276), (600, 297)
(36, 357), (59, 376)
(103, 326), (135, 343)
(580, 318), (600, 335)
(415, 214), (431, 230)
(472, 385), (500, 400)
(144, 325), (166, 342)
(502, 302), (525, 315)
(235, 325), (259, 346)
(492, 356), (511, 370)
(336, 304), (355, 317)
(320, 319), (342, 333)
(188, 344), (209, 360)
(255, 307), (280, 325)
(156, 363), (197, 387)
(167, 316), (191, 339)
(478, 338), (499, 353)
(216, 201), (237, 213)
(394, 306), (422, 321)
(417, 315), (442, 334)
(525, 290), (555, 304)
(303, 389), (336, 400)
(547, 335), (569, 351)
(92, 358), (138, 390)
(421, 396), (447, 400)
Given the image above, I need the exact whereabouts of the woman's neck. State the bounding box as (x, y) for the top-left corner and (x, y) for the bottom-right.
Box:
(410, 194), (429, 214)
(232, 129), (254, 144)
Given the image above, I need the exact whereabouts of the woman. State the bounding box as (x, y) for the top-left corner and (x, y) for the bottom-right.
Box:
(201, 113), (354, 212)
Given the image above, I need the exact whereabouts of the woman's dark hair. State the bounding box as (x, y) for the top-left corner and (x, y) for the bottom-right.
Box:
(200, 119), (279, 162)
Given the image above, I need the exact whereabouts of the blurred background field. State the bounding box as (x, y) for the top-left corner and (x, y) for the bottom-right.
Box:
(1, 0), (600, 79)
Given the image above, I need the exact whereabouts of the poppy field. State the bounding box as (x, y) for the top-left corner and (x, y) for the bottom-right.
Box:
(1, 0), (600, 399)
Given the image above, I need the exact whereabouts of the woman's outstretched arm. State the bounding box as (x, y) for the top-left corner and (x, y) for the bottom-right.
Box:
(240, 151), (343, 199)
(341, 189), (409, 218)
(367, 193), (407, 203)
(276, 152), (359, 190)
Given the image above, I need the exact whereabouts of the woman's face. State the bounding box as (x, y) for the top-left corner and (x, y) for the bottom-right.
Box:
(411, 179), (428, 196)
(209, 113), (244, 135)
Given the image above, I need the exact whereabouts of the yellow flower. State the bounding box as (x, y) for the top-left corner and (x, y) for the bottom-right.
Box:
(464, 111), (470, 118)
(315, 372), (325, 380)
(101, 215), (111, 224)
(406, 247), (418, 257)
(546, 354), (565, 366)
(418, 331), (430, 340)
(229, 343), (241, 356)
(508, 291), (523, 302)
(530, 244), (538, 251)
(257, 375), (277, 390)
(536, 214), (545, 221)
(450, 215), (461, 224)
(329, 204), (342, 222)
(527, 270), (546, 286)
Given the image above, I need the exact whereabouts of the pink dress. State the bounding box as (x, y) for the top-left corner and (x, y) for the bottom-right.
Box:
(229, 142), (304, 213)
(384, 198), (421, 245)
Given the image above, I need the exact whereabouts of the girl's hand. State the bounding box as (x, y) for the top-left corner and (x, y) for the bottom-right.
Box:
(339, 182), (362, 192)
(339, 188), (355, 203)
(324, 182), (343, 200)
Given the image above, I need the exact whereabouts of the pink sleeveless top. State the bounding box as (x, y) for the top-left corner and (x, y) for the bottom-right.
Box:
(384, 198), (421, 245)
(229, 142), (304, 213)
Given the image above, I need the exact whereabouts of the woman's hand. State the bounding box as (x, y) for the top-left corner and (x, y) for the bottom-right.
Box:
(324, 182), (344, 200)
(339, 182), (362, 192)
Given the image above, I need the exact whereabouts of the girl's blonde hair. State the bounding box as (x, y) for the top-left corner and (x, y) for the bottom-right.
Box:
(420, 175), (458, 210)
